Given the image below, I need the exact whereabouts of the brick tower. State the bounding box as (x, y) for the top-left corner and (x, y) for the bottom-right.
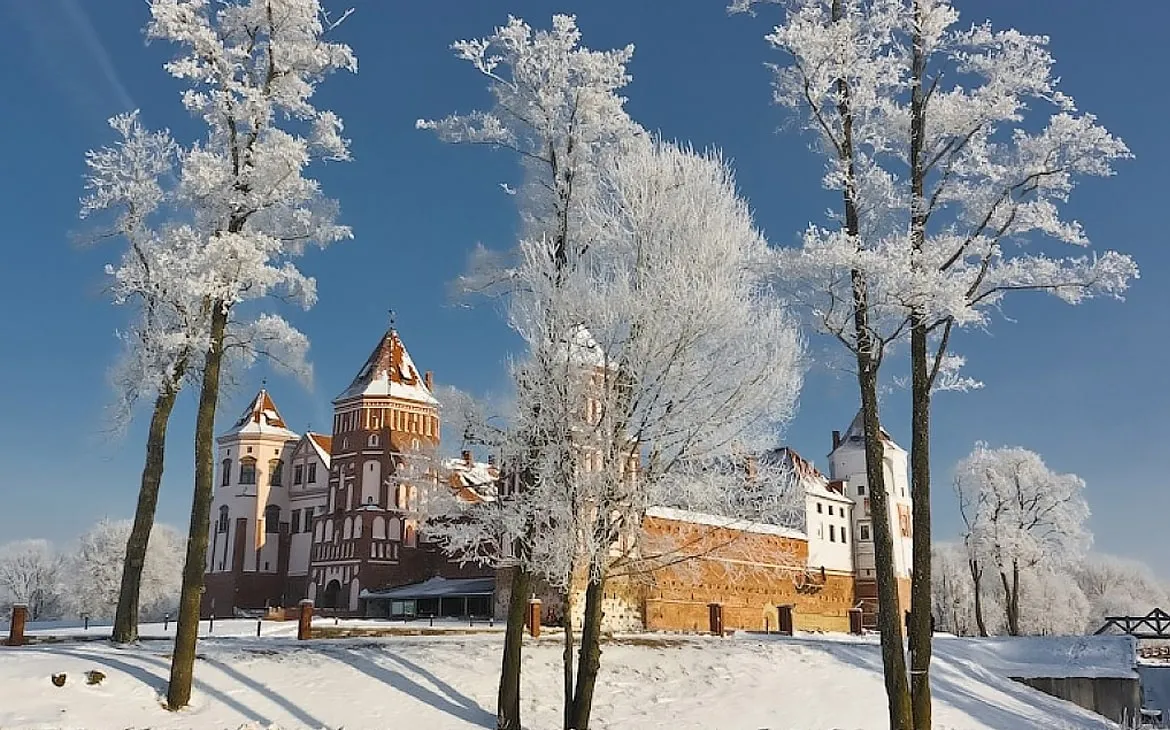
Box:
(305, 327), (441, 613)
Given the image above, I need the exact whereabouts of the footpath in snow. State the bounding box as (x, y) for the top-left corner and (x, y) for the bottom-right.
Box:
(0, 624), (1131, 730)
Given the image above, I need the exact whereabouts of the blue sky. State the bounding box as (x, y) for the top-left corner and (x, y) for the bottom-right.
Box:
(0, 0), (1165, 574)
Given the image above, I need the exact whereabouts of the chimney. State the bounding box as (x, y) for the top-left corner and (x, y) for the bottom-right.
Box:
(832, 430), (841, 450)
(424, 371), (433, 390)
(462, 449), (473, 466)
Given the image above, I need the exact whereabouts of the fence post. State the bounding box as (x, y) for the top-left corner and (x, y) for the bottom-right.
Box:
(7, 604), (28, 646)
(848, 607), (863, 635)
(777, 605), (794, 636)
(527, 598), (542, 638)
(707, 603), (724, 637)
(297, 600), (313, 641)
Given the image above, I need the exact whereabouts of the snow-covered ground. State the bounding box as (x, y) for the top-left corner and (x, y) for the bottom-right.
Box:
(0, 628), (1130, 730)
(17, 616), (505, 641)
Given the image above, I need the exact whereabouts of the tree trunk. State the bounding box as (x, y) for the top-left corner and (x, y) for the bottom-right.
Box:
(999, 565), (1021, 636)
(830, 0), (912, 720)
(497, 565), (531, 730)
(908, 320), (933, 729)
(569, 573), (606, 730)
(907, 6), (934, 723)
(969, 558), (988, 637)
(167, 302), (227, 710)
(857, 360), (914, 730)
(562, 590), (575, 730)
(112, 368), (185, 644)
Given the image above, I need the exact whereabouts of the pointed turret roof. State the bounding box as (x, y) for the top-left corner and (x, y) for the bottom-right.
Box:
(334, 328), (438, 405)
(832, 409), (901, 453)
(221, 389), (299, 439)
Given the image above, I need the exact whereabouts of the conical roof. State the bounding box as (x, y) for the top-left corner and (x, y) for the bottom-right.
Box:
(334, 328), (438, 405)
(833, 409), (900, 453)
(222, 389), (299, 439)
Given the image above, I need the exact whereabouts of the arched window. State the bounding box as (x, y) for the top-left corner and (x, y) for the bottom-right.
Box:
(239, 457), (257, 485)
(268, 459), (283, 486)
(372, 516), (386, 540)
(353, 516), (362, 538)
(368, 434), (379, 448)
(404, 522), (417, 548)
(343, 517), (353, 540)
(265, 505), (281, 534)
(221, 459), (232, 487)
(217, 506), (229, 533)
(396, 484), (408, 510)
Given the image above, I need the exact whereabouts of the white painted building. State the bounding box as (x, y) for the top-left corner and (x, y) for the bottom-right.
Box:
(204, 390), (332, 612)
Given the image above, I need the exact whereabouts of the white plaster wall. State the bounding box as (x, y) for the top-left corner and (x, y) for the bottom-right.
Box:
(830, 441), (914, 580)
(806, 493), (854, 573)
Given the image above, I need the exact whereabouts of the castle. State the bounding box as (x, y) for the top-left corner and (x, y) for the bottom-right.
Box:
(202, 326), (914, 632)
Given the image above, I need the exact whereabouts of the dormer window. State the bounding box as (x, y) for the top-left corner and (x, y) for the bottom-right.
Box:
(239, 457), (257, 486)
(308, 463), (317, 483)
(294, 464), (304, 485)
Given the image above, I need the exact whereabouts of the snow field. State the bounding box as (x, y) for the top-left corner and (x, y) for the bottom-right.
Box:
(0, 631), (1126, 730)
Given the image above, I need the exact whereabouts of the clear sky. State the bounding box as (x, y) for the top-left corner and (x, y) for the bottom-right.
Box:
(0, 1), (1165, 574)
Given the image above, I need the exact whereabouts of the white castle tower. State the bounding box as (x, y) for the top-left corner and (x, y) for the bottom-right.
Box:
(827, 410), (914, 626)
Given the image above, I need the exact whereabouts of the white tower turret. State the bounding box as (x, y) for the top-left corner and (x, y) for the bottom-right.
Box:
(827, 410), (914, 626)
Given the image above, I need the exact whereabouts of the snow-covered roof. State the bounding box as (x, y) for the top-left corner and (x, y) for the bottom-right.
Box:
(559, 323), (608, 368)
(442, 456), (499, 503)
(831, 409), (903, 454)
(220, 389), (299, 440)
(306, 432), (332, 468)
(334, 328), (439, 405)
(645, 506), (807, 541)
(765, 448), (854, 505)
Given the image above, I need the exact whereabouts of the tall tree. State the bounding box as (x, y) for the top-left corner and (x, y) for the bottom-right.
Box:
(141, 0), (356, 709)
(81, 111), (204, 644)
(730, 1), (917, 724)
(418, 16), (638, 729)
(734, 1), (1135, 724)
(554, 138), (805, 730)
(954, 443), (1090, 636)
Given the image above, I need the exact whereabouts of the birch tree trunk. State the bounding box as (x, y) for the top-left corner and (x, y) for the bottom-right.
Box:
(167, 302), (226, 710)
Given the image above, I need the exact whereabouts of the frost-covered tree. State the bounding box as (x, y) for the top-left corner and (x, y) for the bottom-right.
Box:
(0, 540), (64, 621)
(1073, 554), (1170, 633)
(66, 519), (184, 622)
(531, 139), (804, 730)
(731, 1), (1135, 723)
(954, 443), (1090, 637)
(82, 111), (206, 644)
(139, 0), (356, 709)
(419, 16), (638, 729)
